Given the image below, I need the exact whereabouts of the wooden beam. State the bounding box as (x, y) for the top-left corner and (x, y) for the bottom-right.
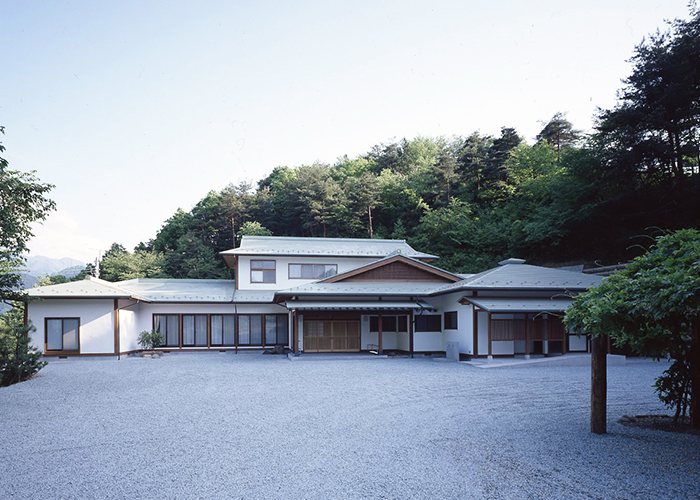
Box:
(591, 334), (607, 434)
(409, 311), (414, 358)
(487, 312), (492, 358)
(378, 311), (383, 355)
(472, 307), (478, 356)
(525, 313), (530, 358)
(113, 299), (119, 356)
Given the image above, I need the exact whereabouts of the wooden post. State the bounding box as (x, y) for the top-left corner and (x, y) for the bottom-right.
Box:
(525, 314), (530, 359)
(591, 334), (607, 434)
(378, 312), (383, 355)
(113, 299), (119, 356)
(472, 308), (479, 356)
(487, 312), (492, 359)
(409, 311), (414, 358)
(292, 311), (298, 354)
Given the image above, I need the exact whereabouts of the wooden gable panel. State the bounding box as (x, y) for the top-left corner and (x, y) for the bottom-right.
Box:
(341, 261), (454, 283)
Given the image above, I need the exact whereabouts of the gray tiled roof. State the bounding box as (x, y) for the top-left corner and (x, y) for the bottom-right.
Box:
(220, 236), (438, 260)
(433, 264), (604, 293)
(116, 279), (236, 302)
(24, 277), (134, 299)
(463, 297), (574, 313)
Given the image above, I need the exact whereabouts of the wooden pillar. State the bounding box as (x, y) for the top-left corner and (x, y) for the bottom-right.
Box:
(525, 313), (530, 358)
(487, 312), (492, 358)
(378, 311), (383, 355)
(113, 299), (119, 356)
(409, 311), (414, 358)
(562, 318), (567, 355)
(472, 308), (479, 356)
(591, 334), (608, 434)
(292, 311), (298, 354)
(207, 314), (211, 348)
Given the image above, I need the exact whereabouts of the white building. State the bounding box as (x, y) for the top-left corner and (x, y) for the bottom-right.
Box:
(24, 236), (603, 358)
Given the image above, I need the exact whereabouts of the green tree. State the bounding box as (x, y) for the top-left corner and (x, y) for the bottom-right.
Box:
(536, 112), (582, 162)
(100, 250), (167, 282)
(0, 127), (56, 299)
(595, 9), (700, 194)
(564, 230), (700, 428)
(237, 221), (272, 243)
(0, 304), (46, 387)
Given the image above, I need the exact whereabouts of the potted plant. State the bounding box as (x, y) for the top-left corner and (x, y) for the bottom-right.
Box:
(137, 329), (164, 358)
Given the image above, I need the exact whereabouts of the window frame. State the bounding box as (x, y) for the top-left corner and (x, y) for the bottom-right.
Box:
(181, 314), (208, 347)
(210, 314), (236, 346)
(444, 311), (458, 330)
(44, 317), (81, 353)
(153, 314), (181, 347)
(415, 314), (442, 332)
(250, 259), (276, 283)
(288, 263), (338, 280)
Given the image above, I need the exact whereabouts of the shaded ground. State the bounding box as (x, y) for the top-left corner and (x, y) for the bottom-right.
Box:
(0, 353), (698, 499)
(619, 414), (700, 436)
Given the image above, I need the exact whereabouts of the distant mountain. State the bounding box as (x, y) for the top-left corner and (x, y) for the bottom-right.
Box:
(56, 265), (85, 279)
(22, 256), (86, 277)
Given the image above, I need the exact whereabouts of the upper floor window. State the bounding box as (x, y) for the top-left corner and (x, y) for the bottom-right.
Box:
(288, 263), (337, 279)
(251, 260), (276, 283)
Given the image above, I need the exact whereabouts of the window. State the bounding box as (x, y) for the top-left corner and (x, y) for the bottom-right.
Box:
(369, 315), (408, 332)
(415, 314), (441, 332)
(210, 315), (236, 346)
(289, 263), (337, 279)
(238, 314), (263, 345)
(251, 260), (276, 283)
(45, 318), (80, 352)
(154, 314), (180, 347)
(182, 314), (207, 346)
(265, 315), (289, 345)
(444, 311), (458, 330)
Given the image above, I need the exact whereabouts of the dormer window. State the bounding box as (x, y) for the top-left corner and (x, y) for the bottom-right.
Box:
(289, 263), (337, 279)
(251, 260), (276, 283)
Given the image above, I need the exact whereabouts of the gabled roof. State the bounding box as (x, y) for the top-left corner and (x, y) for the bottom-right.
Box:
(24, 276), (136, 299)
(319, 253), (462, 284)
(432, 263), (604, 294)
(220, 236), (438, 260)
(116, 279), (236, 302)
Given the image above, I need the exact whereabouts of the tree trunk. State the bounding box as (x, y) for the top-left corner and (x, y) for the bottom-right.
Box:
(368, 205), (374, 238)
(591, 335), (607, 434)
(691, 320), (700, 429)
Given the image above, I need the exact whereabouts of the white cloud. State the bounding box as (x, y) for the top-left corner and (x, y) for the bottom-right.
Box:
(28, 208), (109, 262)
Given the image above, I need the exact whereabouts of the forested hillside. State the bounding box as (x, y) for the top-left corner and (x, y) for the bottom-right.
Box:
(98, 10), (700, 281)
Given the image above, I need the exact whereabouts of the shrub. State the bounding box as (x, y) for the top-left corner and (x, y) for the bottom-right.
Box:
(137, 329), (164, 351)
(0, 309), (47, 387)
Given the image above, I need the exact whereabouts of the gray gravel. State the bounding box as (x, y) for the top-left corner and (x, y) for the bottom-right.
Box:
(0, 353), (698, 499)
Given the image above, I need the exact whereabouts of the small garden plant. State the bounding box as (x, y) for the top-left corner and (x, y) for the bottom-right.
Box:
(137, 329), (164, 352)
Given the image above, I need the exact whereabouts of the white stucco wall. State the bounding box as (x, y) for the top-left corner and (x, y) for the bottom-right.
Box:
(236, 256), (378, 290)
(436, 292), (474, 355)
(28, 299), (116, 355)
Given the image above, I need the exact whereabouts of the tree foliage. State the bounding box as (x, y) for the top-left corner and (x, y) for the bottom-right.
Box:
(564, 229), (700, 426)
(0, 306), (46, 387)
(0, 127), (56, 299)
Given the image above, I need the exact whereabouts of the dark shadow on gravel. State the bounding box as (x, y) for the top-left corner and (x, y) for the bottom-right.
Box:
(619, 414), (700, 436)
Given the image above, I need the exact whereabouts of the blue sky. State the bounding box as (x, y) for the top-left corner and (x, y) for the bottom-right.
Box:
(1, 0), (692, 263)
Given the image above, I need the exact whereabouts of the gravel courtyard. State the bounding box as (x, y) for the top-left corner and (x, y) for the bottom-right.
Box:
(1, 353), (698, 499)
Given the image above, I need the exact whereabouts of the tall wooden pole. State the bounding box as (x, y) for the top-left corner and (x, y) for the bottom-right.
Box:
(591, 334), (607, 434)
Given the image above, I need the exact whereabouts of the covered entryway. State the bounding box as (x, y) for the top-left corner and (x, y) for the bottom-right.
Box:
(303, 320), (360, 352)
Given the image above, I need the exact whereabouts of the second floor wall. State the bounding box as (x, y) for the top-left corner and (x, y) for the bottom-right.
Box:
(236, 255), (378, 290)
